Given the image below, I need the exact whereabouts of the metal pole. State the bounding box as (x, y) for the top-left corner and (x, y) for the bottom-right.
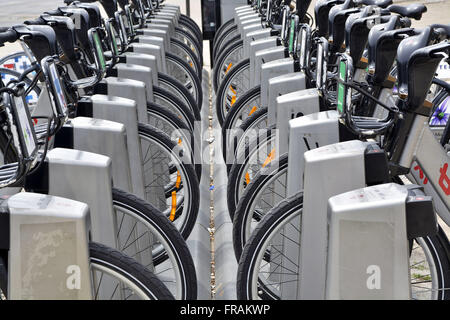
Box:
(186, 0), (190, 16)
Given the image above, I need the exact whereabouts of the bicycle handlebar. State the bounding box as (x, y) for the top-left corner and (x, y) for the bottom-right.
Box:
(0, 29), (19, 46)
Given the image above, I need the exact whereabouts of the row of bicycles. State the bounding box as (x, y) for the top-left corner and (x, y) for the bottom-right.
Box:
(214, 0), (450, 299)
(0, 0), (204, 299)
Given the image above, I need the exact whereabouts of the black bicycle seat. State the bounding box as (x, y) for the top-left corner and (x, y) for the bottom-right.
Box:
(356, 0), (393, 8)
(387, 3), (427, 20)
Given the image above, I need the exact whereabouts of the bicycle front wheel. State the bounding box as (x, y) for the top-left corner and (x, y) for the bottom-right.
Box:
(112, 188), (198, 300)
(165, 52), (202, 108)
(138, 124), (200, 240)
(216, 58), (250, 126)
(237, 193), (450, 300)
(90, 242), (174, 300)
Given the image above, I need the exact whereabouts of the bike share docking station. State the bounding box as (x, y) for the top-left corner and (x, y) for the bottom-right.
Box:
(327, 183), (437, 299)
(5, 193), (92, 299)
(0, 0), (448, 302)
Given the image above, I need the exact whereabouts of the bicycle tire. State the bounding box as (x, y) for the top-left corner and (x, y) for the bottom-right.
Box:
(170, 38), (202, 79)
(0, 242), (175, 300)
(227, 126), (276, 218)
(176, 22), (200, 46)
(89, 242), (175, 300)
(237, 193), (450, 300)
(138, 123), (200, 240)
(174, 27), (203, 64)
(213, 39), (244, 92)
(112, 187), (197, 299)
(214, 34), (241, 63)
(233, 154), (288, 260)
(0, 68), (41, 105)
(0, 52), (27, 66)
(153, 85), (196, 131)
(225, 107), (269, 164)
(213, 25), (239, 61)
(222, 85), (261, 158)
(175, 23), (202, 46)
(158, 72), (201, 119)
(213, 19), (235, 46)
(179, 15), (202, 40)
(146, 101), (202, 180)
(165, 52), (202, 109)
(215, 58), (250, 126)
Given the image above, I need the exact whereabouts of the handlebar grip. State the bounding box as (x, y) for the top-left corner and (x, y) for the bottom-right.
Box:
(0, 30), (18, 46)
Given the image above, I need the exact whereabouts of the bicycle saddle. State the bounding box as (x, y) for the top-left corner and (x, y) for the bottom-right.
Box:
(355, 0), (392, 8)
(387, 3), (427, 20)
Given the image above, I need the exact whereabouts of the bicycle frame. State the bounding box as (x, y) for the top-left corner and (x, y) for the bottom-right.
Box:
(405, 116), (450, 227)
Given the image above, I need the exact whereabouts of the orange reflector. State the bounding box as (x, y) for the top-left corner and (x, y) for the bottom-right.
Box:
(170, 191), (177, 221)
(178, 138), (182, 146)
(262, 149), (276, 168)
(229, 85), (236, 95)
(245, 172), (251, 185)
(249, 106), (258, 116)
(231, 96), (236, 106)
(176, 171), (181, 189)
(226, 63), (233, 73)
(189, 62), (193, 67)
